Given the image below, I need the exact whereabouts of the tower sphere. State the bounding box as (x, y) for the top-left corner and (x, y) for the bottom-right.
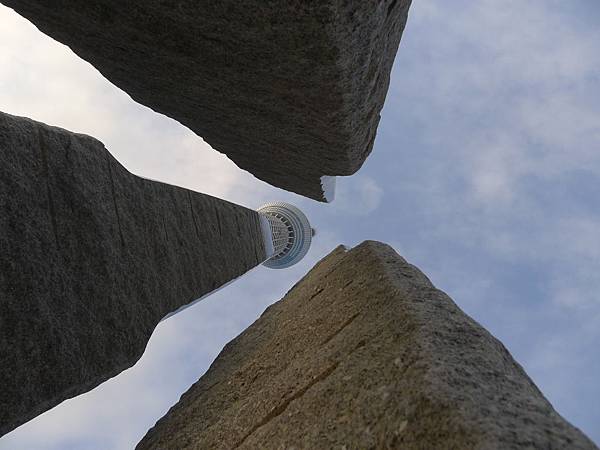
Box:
(257, 202), (312, 269)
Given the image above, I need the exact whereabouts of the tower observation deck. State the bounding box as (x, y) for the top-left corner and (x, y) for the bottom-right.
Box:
(258, 202), (313, 269)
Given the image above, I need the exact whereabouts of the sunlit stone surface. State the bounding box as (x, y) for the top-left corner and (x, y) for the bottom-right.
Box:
(138, 241), (597, 449)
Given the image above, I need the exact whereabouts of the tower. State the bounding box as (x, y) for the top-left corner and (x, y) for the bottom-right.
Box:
(258, 202), (313, 269)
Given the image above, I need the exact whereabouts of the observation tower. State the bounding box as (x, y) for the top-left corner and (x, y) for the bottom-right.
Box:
(258, 202), (313, 269)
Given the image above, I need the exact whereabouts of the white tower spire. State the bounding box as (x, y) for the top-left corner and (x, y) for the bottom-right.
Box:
(258, 202), (313, 269)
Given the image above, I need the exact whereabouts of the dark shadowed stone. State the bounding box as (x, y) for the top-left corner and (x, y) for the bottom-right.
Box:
(0, 1), (412, 201)
(0, 112), (267, 437)
(137, 241), (597, 449)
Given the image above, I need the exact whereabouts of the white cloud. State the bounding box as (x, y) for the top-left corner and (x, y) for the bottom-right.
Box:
(397, 0), (600, 197)
(332, 175), (384, 215)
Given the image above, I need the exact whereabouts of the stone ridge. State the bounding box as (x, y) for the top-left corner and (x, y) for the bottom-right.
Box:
(0, 111), (267, 436)
(1, 1), (412, 201)
(137, 241), (597, 449)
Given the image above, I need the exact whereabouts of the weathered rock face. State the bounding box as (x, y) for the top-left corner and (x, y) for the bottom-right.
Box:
(0, 112), (267, 437)
(138, 241), (597, 449)
(1, 1), (412, 201)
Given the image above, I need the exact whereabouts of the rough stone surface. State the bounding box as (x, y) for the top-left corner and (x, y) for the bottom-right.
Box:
(1, 0), (412, 201)
(0, 111), (267, 437)
(138, 241), (597, 449)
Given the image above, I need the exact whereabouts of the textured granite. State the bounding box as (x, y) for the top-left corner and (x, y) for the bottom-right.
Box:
(0, 111), (267, 437)
(138, 241), (597, 449)
(1, 0), (412, 201)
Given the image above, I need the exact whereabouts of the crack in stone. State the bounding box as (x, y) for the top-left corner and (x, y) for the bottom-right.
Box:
(37, 128), (60, 249)
(320, 313), (360, 346)
(215, 207), (223, 236)
(106, 155), (125, 247)
(234, 361), (339, 448)
(342, 279), (354, 289)
(162, 215), (169, 242)
(307, 287), (324, 302)
(187, 191), (201, 238)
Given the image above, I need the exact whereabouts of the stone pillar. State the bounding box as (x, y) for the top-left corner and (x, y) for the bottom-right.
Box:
(0, 112), (267, 436)
(137, 241), (597, 449)
(1, 1), (412, 201)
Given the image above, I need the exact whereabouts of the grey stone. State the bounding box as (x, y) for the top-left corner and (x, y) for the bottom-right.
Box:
(0, 111), (267, 436)
(0, 0), (412, 201)
(138, 241), (597, 449)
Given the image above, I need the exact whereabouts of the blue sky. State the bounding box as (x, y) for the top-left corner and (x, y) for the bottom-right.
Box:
(1, 0), (599, 447)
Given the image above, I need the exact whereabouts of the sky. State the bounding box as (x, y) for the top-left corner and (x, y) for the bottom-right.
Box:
(1, 0), (599, 447)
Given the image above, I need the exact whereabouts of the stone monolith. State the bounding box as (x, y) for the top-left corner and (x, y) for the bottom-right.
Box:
(138, 241), (597, 449)
(1, 1), (412, 201)
(0, 111), (267, 436)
